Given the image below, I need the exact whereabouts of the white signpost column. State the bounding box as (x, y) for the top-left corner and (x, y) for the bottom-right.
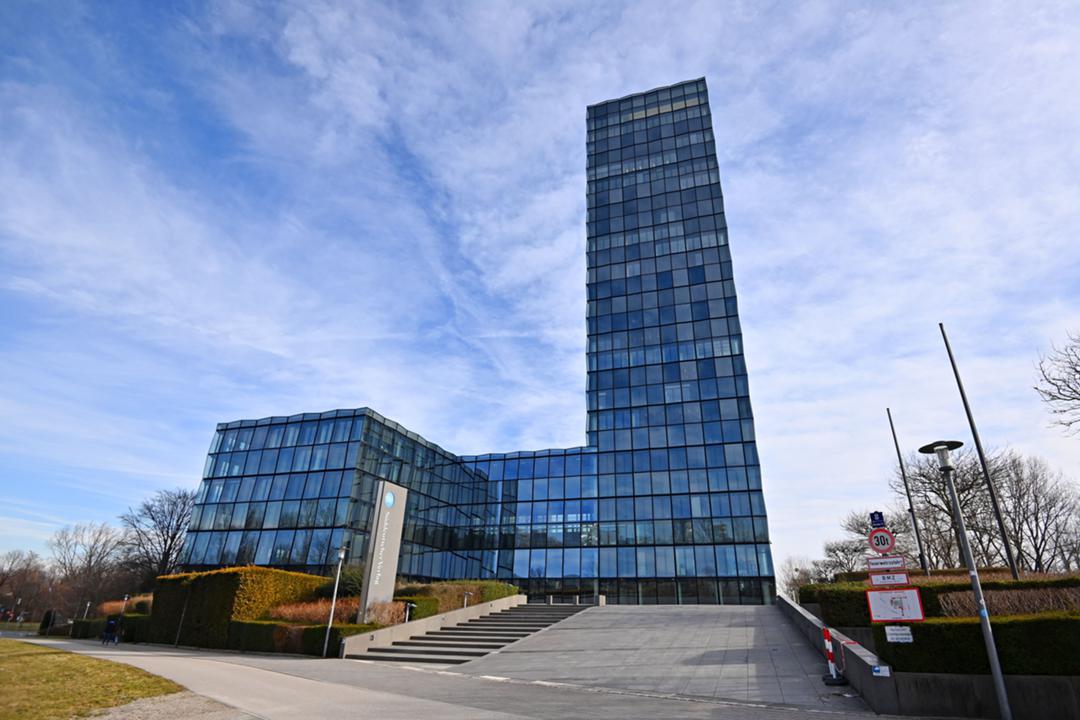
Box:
(359, 480), (409, 623)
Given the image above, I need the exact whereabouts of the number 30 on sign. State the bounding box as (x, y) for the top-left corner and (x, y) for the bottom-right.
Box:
(868, 528), (896, 554)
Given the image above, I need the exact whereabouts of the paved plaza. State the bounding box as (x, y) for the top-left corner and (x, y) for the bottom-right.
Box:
(24, 605), (906, 719)
(463, 604), (867, 711)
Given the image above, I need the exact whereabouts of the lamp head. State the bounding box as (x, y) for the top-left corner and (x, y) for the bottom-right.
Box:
(918, 440), (964, 471)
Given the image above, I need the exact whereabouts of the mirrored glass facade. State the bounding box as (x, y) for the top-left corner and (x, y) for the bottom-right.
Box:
(180, 78), (774, 603)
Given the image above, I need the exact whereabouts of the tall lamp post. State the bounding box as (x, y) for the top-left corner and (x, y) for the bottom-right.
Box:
(323, 543), (348, 659)
(919, 440), (1012, 720)
(887, 408), (929, 575)
(939, 323), (1020, 580)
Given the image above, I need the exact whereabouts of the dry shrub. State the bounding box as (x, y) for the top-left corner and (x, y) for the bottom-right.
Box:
(938, 586), (1080, 617)
(267, 596), (361, 625)
(367, 601), (405, 626)
(95, 593), (153, 617)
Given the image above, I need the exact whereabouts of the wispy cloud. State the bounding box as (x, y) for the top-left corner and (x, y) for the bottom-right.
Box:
(1, 1), (1078, 566)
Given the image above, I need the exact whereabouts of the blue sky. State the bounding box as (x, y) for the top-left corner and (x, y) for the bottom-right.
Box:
(2, 1), (1079, 568)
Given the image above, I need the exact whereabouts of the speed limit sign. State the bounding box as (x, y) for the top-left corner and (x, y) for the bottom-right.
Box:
(868, 528), (896, 554)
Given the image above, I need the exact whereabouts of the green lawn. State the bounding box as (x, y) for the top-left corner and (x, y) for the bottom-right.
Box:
(0, 639), (181, 720)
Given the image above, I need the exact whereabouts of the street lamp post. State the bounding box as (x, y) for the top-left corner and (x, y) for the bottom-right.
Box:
(887, 408), (930, 575)
(919, 441), (1012, 720)
(463, 591), (473, 609)
(404, 601), (417, 623)
(322, 544), (348, 659)
(938, 323), (1020, 580)
(83, 601), (91, 619)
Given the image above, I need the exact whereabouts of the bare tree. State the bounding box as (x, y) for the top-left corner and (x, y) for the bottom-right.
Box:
(0, 550), (36, 592)
(776, 555), (817, 601)
(120, 488), (196, 588)
(48, 523), (125, 611)
(890, 449), (1006, 568)
(998, 453), (1079, 572)
(1036, 331), (1080, 433)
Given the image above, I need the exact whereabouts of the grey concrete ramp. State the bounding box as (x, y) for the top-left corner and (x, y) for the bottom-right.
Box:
(460, 604), (869, 712)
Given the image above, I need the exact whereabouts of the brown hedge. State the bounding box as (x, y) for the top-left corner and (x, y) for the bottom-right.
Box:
(800, 575), (1080, 627)
(150, 566), (323, 648)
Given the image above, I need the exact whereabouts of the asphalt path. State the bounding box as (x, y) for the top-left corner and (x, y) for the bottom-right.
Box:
(25, 637), (922, 720)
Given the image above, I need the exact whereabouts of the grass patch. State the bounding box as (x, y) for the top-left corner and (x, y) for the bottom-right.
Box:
(0, 639), (181, 720)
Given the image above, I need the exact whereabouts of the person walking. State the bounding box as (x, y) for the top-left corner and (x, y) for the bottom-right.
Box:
(102, 618), (116, 645)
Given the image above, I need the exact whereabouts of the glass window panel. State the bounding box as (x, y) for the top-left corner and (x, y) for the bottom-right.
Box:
(237, 530), (258, 564)
(334, 498), (349, 525)
(327, 443), (347, 469)
(316, 499), (336, 526)
(581, 548), (598, 578)
(298, 421), (317, 445)
(675, 546), (696, 576)
(263, 501), (282, 529)
(254, 532), (274, 565)
(529, 549), (546, 578)
(736, 544), (759, 576)
(599, 547), (617, 577)
(617, 547), (637, 578)
(280, 500), (300, 528)
(655, 546), (676, 576)
(245, 502), (266, 529)
(284, 474), (305, 500)
(222, 531), (242, 565)
(271, 530), (295, 564)
(303, 474), (322, 499)
(513, 549), (530, 578)
(636, 547), (656, 577)
(310, 445), (328, 471)
(291, 529), (312, 564)
(546, 549), (563, 578)
(292, 446), (312, 472)
(230, 503), (247, 530)
(563, 548), (581, 577)
(204, 532), (226, 565)
(307, 529), (331, 565)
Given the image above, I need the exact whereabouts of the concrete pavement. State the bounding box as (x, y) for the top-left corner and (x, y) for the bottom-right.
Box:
(27, 636), (911, 720)
(462, 604), (868, 711)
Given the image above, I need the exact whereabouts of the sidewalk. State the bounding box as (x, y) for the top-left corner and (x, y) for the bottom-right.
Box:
(27, 636), (896, 720)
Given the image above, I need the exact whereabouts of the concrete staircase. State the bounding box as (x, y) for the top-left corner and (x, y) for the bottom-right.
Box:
(347, 603), (586, 665)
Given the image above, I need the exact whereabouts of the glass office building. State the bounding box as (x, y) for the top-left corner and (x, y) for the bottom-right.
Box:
(180, 78), (775, 604)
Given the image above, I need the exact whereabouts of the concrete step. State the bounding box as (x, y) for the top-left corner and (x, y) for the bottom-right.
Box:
(427, 631), (529, 639)
(349, 653), (472, 665)
(369, 646), (489, 658)
(396, 640), (508, 650)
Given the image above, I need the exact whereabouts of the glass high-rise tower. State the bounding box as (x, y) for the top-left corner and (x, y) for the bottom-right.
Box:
(180, 78), (775, 604)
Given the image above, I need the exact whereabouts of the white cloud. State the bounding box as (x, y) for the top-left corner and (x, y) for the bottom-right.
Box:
(1, 1), (1078, 568)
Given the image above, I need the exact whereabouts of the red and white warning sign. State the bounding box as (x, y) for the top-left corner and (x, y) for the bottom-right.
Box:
(868, 527), (896, 554)
(866, 588), (925, 622)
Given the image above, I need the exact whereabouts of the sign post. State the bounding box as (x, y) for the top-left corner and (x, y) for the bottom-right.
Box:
(358, 480), (409, 624)
(868, 527), (896, 555)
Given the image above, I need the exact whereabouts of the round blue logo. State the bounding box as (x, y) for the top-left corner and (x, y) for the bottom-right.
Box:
(384, 491), (395, 508)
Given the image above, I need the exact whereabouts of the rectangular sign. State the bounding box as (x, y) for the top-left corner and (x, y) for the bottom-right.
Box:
(871, 664), (892, 677)
(359, 480), (409, 623)
(869, 511), (885, 528)
(869, 571), (909, 587)
(885, 626), (914, 643)
(867, 555), (906, 570)
(867, 588), (925, 623)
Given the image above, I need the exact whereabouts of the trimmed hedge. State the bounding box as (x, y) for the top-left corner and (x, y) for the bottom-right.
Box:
(300, 623), (378, 657)
(71, 618), (107, 640)
(873, 612), (1080, 675)
(833, 567), (1008, 583)
(151, 566), (324, 648)
(71, 613), (151, 642)
(394, 595), (439, 620)
(801, 575), (1080, 627)
(394, 580), (519, 613)
(227, 620), (380, 656)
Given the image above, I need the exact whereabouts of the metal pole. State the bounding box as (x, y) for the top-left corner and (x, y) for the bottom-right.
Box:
(939, 323), (1020, 580)
(942, 461), (1013, 720)
(323, 546), (346, 658)
(83, 601), (91, 619)
(887, 408), (930, 575)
